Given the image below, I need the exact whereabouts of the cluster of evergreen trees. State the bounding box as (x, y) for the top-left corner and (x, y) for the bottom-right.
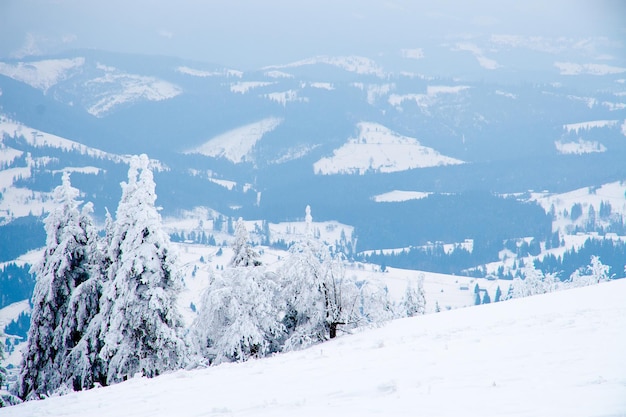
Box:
(16, 155), (188, 400)
(12, 155), (426, 402)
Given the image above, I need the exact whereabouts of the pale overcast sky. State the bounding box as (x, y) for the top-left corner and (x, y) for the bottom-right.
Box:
(0, 0), (623, 69)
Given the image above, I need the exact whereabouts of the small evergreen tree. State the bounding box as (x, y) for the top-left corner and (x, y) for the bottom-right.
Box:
(99, 155), (188, 385)
(230, 218), (261, 267)
(401, 274), (426, 317)
(17, 172), (99, 399)
(482, 291), (491, 304)
(494, 285), (502, 302)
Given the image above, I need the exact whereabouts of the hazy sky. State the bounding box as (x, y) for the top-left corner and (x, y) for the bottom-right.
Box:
(0, 0), (624, 69)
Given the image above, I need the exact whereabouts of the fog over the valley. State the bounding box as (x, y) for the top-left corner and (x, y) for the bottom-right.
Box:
(0, 0), (624, 69)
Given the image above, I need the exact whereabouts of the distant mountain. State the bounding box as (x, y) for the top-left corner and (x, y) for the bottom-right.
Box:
(0, 40), (625, 268)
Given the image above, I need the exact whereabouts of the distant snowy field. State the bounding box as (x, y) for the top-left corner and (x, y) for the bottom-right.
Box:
(2, 280), (624, 417)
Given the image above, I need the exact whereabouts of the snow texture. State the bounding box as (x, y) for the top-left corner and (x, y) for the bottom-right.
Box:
(5, 279), (625, 417)
(313, 122), (463, 175)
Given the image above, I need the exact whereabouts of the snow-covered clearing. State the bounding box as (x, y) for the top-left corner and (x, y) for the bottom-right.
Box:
(229, 81), (275, 94)
(85, 67), (181, 117)
(313, 122), (463, 175)
(388, 85), (470, 108)
(4, 279), (625, 417)
(265, 55), (386, 77)
(530, 181), (626, 234)
(0, 58), (85, 92)
(554, 62), (626, 76)
(183, 117), (282, 163)
(372, 190), (431, 202)
(555, 139), (606, 155)
(563, 120), (619, 134)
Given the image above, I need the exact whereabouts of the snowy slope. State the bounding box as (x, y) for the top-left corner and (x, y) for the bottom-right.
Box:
(184, 117), (283, 163)
(313, 122), (463, 175)
(3, 280), (625, 417)
(530, 181), (626, 234)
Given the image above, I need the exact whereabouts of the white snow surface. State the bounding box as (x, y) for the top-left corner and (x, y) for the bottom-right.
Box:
(4, 280), (625, 417)
(373, 190), (431, 202)
(184, 117), (282, 163)
(314, 122), (463, 175)
(453, 43), (500, 70)
(176, 66), (242, 78)
(265, 55), (386, 77)
(0, 58), (85, 92)
(230, 81), (275, 94)
(555, 139), (606, 155)
(85, 66), (181, 117)
(563, 120), (619, 134)
(555, 62), (626, 76)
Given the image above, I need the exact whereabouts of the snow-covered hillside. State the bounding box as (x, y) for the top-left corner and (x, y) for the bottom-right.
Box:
(313, 122), (463, 175)
(4, 280), (624, 417)
(184, 117), (283, 163)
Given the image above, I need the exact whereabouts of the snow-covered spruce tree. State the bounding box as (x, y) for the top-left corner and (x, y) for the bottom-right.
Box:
(99, 154), (188, 385)
(401, 274), (426, 317)
(16, 172), (99, 400)
(193, 220), (281, 364)
(569, 256), (611, 288)
(279, 206), (361, 350)
(192, 267), (283, 365)
(230, 218), (261, 267)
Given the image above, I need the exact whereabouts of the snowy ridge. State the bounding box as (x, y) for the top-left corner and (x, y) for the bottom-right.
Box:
(388, 85), (470, 107)
(0, 116), (124, 162)
(176, 66), (243, 78)
(6, 280), (625, 417)
(554, 62), (626, 76)
(313, 122), (463, 175)
(0, 57), (85, 92)
(85, 65), (181, 117)
(265, 55), (386, 77)
(184, 117), (283, 163)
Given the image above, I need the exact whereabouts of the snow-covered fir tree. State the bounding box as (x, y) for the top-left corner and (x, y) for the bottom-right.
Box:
(569, 256), (611, 288)
(401, 274), (426, 317)
(192, 218), (281, 364)
(229, 218), (261, 267)
(279, 206), (361, 350)
(16, 172), (99, 400)
(98, 155), (188, 384)
(191, 266), (283, 365)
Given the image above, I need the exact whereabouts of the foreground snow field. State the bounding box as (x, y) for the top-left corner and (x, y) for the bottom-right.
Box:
(3, 280), (625, 417)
